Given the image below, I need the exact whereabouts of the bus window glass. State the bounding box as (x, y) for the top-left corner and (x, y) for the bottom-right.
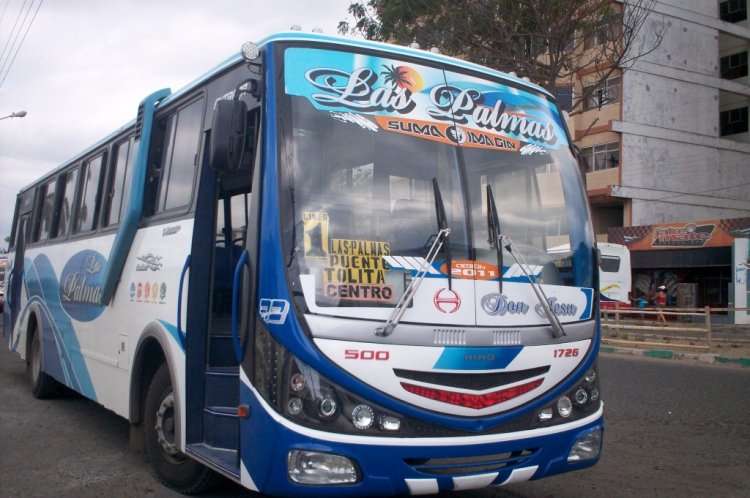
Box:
(600, 255), (620, 272)
(156, 98), (204, 212)
(76, 153), (104, 234)
(106, 138), (131, 226)
(55, 168), (79, 238)
(36, 178), (57, 242)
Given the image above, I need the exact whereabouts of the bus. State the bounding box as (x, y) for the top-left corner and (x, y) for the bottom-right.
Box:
(549, 242), (631, 309)
(598, 243), (632, 308)
(3, 32), (603, 496)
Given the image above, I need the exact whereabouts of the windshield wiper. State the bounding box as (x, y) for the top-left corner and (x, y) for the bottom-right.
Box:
(376, 178), (451, 337)
(375, 227), (450, 337)
(433, 178), (452, 290)
(486, 184), (503, 293)
(485, 186), (565, 339)
(502, 235), (566, 338)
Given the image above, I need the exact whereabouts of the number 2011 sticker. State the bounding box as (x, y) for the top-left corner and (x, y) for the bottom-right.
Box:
(553, 348), (579, 358)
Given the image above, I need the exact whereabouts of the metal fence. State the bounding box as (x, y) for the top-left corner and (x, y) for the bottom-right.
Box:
(600, 304), (750, 351)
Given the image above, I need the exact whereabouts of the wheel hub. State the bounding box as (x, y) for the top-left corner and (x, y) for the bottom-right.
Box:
(154, 391), (182, 459)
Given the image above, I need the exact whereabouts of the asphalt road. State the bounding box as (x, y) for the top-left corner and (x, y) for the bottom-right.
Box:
(1, 337), (749, 497)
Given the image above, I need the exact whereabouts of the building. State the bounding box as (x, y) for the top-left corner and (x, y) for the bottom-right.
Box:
(562, 0), (750, 310)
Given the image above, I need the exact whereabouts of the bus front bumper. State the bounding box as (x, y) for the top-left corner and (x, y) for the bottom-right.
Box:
(239, 382), (604, 497)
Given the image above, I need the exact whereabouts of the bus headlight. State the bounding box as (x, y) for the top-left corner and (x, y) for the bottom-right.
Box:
(288, 450), (359, 485)
(254, 325), (407, 435)
(567, 429), (603, 462)
(534, 365), (601, 425)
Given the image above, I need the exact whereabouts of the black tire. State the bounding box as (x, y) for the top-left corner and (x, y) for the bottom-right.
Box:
(27, 329), (59, 399)
(144, 363), (217, 494)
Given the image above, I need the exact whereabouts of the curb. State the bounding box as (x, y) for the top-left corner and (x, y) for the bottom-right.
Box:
(600, 346), (750, 367)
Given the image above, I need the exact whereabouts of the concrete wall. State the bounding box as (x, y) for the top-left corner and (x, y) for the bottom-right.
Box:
(616, 0), (750, 226)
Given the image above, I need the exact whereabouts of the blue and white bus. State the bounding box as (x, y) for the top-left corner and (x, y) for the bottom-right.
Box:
(3, 32), (602, 496)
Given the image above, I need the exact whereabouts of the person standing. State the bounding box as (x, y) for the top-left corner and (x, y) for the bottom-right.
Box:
(655, 285), (668, 323)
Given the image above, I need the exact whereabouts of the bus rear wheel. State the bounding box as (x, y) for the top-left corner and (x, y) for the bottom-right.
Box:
(28, 329), (59, 399)
(144, 363), (217, 494)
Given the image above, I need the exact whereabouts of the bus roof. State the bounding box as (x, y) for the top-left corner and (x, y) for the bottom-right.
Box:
(161, 31), (551, 108)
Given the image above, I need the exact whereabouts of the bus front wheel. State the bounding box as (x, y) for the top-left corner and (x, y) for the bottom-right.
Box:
(144, 363), (217, 494)
(28, 329), (59, 399)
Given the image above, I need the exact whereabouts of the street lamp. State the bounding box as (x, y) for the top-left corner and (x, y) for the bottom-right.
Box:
(0, 110), (27, 120)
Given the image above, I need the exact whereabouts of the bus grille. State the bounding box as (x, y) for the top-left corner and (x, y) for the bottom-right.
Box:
(404, 449), (538, 475)
(493, 329), (522, 345)
(393, 366), (549, 391)
(433, 328), (466, 345)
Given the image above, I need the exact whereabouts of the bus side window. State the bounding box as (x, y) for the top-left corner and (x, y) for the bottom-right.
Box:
(146, 97), (205, 217)
(104, 137), (135, 227)
(74, 153), (106, 234)
(34, 178), (57, 243)
(54, 167), (79, 239)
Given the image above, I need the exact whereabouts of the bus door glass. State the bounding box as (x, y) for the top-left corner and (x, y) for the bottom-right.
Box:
(7, 190), (34, 337)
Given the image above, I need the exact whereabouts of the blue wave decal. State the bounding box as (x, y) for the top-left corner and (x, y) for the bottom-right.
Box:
(157, 319), (186, 353)
(23, 254), (97, 400)
(434, 346), (523, 370)
(579, 288), (594, 320)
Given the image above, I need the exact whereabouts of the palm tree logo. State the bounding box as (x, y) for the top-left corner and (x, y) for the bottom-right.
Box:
(381, 64), (424, 92)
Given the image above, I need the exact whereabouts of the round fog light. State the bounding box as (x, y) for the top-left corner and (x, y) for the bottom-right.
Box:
(351, 404), (374, 430)
(290, 373), (305, 392)
(585, 370), (596, 383)
(287, 397), (303, 415)
(557, 396), (573, 418)
(318, 396), (338, 418)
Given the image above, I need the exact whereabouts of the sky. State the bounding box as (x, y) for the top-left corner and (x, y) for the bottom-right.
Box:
(0, 0), (355, 249)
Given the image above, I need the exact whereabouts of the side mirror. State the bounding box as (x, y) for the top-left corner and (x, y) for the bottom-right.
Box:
(210, 99), (248, 173)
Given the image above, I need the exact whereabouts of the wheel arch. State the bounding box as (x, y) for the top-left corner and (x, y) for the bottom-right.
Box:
(129, 323), (183, 431)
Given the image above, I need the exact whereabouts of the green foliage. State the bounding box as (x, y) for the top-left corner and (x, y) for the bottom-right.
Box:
(340, 0), (662, 113)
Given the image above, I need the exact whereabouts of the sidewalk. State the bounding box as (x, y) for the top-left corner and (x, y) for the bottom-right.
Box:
(600, 321), (750, 367)
(600, 344), (750, 367)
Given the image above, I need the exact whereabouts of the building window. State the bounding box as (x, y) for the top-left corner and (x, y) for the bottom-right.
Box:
(583, 22), (613, 50)
(581, 142), (620, 172)
(720, 51), (748, 80)
(720, 106), (749, 136)
(583, 76), (621, 111)
(554, 86), (573, 112)
(720, 0), (747, 23)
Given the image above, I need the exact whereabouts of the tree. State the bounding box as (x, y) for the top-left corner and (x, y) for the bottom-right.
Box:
(339, 0), (664, 115)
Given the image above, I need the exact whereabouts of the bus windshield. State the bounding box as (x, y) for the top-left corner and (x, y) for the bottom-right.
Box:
(278, 44), (594, 321)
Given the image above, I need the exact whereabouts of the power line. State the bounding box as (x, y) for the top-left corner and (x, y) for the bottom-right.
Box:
(0, 0), (12, 27)
(0, 0), (29, 67)
(617, 181), (750, 203)
(0, 0), (42, 88)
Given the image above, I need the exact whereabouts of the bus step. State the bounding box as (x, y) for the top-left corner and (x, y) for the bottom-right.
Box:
(204, 366), (239, 407)
(203, 405), (239, 449)
(186, 443), (239, 480)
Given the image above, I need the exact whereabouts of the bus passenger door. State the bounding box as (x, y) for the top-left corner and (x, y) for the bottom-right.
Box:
(185, 166), (255, 474)
(5, 214), (29, 347)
